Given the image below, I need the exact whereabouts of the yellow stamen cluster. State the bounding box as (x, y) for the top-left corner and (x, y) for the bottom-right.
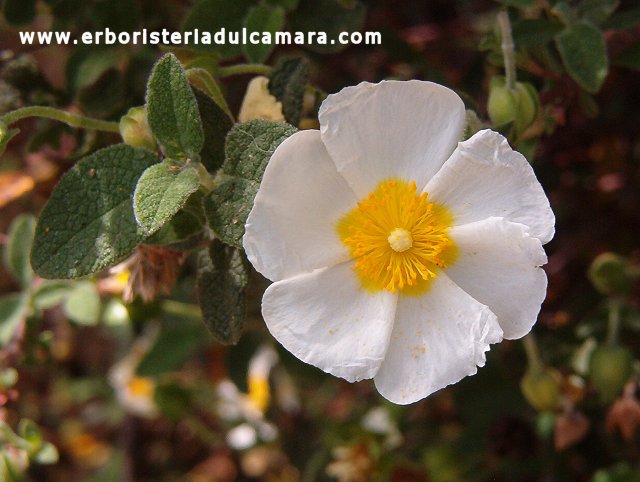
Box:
(338, 179), (456, 294)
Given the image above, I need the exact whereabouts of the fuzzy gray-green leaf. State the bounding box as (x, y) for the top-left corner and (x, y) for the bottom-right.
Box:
(31, 145), (158, 279)
(223, 120), (297, 180)
(146, 53), (204, 159)
(197, 240), (249, 344)
(193, 88), (233, 172)
(134, 161), (201, 235)
(204, 120), (297, 248)
(555, 22), (608, 93)
(0, 293), (28, 347)
(268, 57), (309, 126)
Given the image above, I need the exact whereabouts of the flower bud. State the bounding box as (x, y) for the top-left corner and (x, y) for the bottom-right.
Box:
(589, 344), (634, 403)
(520, 366), (562, 412)
(588, 252), (636, 297)
(119, 106), (157, 151)
(487, 77), (539, 135)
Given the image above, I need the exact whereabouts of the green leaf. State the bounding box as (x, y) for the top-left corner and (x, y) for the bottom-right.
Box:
(64, 281), (101, 325)
(205, 120), (297, 248)
(613, 42), (640, 70)
(223, 120), (298, 181)
(0, 293), (28, 347)
(18, 419), (43, 451)
(197, 240), (249, 344)
(512, 19), (562, 49)
(133, 161), (200, 236)
(137, 324), (207, 376)
(187, 68), (234, 121)
(3, 214), (36, 288)
(494, 0), (535, 8)
(203, 176), (254, 249)
(604, 6), (640, 30)
(31, 145), (158, 279)
(32, 281), (72, 311)
(193, 88), (234, 172)
(267, 0), (299, 10)
(144, 209), (205, 250)
(268, 57), (309, 126)
(577, 0), (619, 26)
(243, 4), (285, 63)
(146, 53), (204, 160)
(2, 0), (36, 25)
(182, 0), (256, 57)
(289, 0), (366, 53)
(555, 22), (608, 93)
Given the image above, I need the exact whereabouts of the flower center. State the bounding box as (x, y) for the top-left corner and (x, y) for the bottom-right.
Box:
(387, 228), (413, 252)
(338, 178), (456, 294)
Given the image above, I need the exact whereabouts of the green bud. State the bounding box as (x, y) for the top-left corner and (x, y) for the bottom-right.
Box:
(487, 77), (539, 135)
(588, 252), (636, 297)
(119, 106), (157, 151)
(520, 366), (562, 412)
(589, 344), (634, 403)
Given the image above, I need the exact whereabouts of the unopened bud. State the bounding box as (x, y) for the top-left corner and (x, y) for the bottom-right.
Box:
(520, 366), (562, 412)
(119, 106), (157, 151)
(589, 344), (634, 403)
(588, 252), (636, 297)
(487, 77), (539, 135)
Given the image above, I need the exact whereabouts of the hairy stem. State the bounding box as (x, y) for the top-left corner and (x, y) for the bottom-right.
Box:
(497, 11), (517, 91)
(1, 106), (120, 133)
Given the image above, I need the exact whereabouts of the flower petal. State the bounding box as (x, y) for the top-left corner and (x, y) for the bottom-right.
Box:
(319, 80), (466, 197)
(446, 217), (548, 340)
(374, 274), (502, 404)
(426, 129), (555, 243)
(244, 130), (358, 282)
(262, 262), (397, 382)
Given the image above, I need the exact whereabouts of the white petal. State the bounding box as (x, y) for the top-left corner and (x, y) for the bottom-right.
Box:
(426, 129), (555, 244)
(374, 274), (502, 405)
(447, 217), (548, 340)
(244, 130), (357, 282)
(262, 262), (397, 382)
(319, 80), (466, 197)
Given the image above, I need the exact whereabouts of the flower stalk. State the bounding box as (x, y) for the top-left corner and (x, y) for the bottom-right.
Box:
(218, 63), (271, 78)
(1, 106), (121, 133)
(522, 332), (544, 373)
(497, 11), (517, 91)
(606, 298), (623, 346)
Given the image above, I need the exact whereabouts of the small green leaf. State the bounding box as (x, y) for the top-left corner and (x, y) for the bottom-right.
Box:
(32, 281), (72, 311)
(18, 419), (43, 451)
(205, 120), (297, 247)
(137, 324), (207, 376)
(555, 22), (608, 93)
(182, 0), (256, 58)
(64, 281), (101, 325)
(187, 68), (234, 121)
(223, 120), (297, 180)
(133, 161), (200, 235)
(2, 0), (36, 25)
(193, 88), (234, 172)
(268, 57), (309, 126)
(144, 210), (205, 250)
(197, 240), (249, 344)
(604, 6), (640, 30)
(512, 19), (562, 49)
(577, 0), (619, 26)
(289, 0), (366, 53)
(3, 214), (36, 288)
(146, 53), (204, 159)
(494, 0), (535, 8)
(0, 293), (28, 347)
(614, 42), (640, 70)
(243, 5), (285, 63)
(31, 145), (158, 279)
(267, 0), (299, 10)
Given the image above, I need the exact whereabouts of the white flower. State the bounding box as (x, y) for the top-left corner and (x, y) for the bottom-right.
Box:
(243, 80), (554, 404)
